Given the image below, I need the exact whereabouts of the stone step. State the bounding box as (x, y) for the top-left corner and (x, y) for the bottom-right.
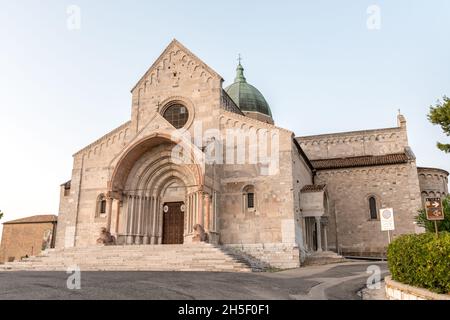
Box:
(0, 244), (253, 272)
(0, 264), (251, 272)
(303, 251), (346, 266)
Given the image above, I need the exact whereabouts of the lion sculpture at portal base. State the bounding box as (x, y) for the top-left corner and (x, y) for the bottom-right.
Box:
(192, 224), (209, 243)
(96, 227), (116, 245)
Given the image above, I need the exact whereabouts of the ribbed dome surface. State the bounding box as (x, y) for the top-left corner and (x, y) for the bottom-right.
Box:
(225, 63), (272, 118)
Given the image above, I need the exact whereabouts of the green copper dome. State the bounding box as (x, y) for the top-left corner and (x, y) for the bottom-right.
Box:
(225, 63), (273, 118)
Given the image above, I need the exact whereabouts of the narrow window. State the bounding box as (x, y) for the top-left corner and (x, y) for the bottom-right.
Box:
(243, 185), (256, 211)
(96, 194), (107, 218)
(369, 196), (378, 220)
(247, 192), (255, 209)
(100, 200), (107, 214)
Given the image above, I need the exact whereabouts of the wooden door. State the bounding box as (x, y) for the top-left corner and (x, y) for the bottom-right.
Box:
(162, 202), (184, 244)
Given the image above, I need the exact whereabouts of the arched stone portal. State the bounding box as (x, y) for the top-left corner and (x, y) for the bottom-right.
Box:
(107, 134), (209, 245)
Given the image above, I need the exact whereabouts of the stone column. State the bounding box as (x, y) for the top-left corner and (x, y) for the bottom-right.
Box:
(114, 199), (121, 234)
(157, 197), (163, 244)
(204, 193), (210, 232)
(106, 197), (114, 232)
(189, 193), (195, 233)
(142, 196), (150, 245)
(185, 195), (190, 235)
(192, 192), (197, 228)
(134, 196), (142, 244)
(323, 224), (328, 252)
(151, 196), (157, 244)
(197, 191), (204, 227)
(211, 191), (216, 232)
(126, 196), (135, 245)
(315, 216), (322, 252)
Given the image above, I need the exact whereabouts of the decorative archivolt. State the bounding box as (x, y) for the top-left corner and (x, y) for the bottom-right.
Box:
(124, 148), (199, 196)
(108, 132), (204, 193)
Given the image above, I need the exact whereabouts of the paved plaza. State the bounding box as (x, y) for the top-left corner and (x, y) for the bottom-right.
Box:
(0, 261), (388, 300)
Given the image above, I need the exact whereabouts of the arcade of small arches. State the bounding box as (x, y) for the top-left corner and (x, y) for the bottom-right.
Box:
(421, 190), (447, 201)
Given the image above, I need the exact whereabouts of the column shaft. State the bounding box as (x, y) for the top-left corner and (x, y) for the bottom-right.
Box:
(106, 197), (113, 232)
(315, 216), (323, 252)
(115, 199), (120, 234)
(204, 193), (210, 232)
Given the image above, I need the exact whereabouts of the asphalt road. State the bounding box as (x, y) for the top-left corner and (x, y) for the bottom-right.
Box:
(0, 261), (388, 300)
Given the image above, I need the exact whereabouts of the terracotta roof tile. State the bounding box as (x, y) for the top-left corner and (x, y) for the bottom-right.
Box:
(301, 184), (326, 193)
(311, 153), (409, 170)
(3, 215), (57, 225)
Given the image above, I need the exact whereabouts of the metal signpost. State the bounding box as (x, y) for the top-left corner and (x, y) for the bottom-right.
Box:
(380, 208), (395, 243)
(425, 198), (445, 237)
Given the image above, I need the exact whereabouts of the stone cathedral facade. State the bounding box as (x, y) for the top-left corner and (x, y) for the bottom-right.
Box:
(55, 40), (448, 268)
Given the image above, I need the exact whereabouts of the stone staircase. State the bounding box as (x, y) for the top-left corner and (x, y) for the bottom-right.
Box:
(0, 243), (252, 272)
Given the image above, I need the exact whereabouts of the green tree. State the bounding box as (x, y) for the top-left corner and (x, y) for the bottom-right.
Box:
(428, 96), (450, 153)
(0, 210), (3, 220)
(415, 196), (450, 232)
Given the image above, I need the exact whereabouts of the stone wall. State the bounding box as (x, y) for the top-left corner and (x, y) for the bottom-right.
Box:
(217, 111), (312, 246)
(385, 276), (450, 300)
(315, 162), (422, 256)
(0, 222), (56, 263)
(297, 116), (408, 159)
(292, 145), (314, 259)
(295, 115), (424, 256)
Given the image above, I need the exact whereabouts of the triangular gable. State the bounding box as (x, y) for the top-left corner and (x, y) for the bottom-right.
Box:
(131, 39), (223, 93)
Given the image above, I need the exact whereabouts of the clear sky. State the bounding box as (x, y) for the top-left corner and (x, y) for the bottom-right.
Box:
(1, 1), (449, 237)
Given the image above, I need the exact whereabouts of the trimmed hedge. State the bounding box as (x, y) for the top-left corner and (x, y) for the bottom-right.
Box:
(387, 232), (450, 294)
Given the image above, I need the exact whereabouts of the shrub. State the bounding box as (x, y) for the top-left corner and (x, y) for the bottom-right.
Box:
(387, 232), (450, 294)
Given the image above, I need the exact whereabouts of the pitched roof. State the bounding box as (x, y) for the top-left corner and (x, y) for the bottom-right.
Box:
(301, 184), (326, 193)
(311, 153), (410, 170)
(3, 215), (57, 225)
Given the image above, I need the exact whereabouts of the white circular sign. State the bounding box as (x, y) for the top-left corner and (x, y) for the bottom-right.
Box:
(382, 209), (391, 219)
(180, 204), (186, 212)
(163, 205), (169, 213)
